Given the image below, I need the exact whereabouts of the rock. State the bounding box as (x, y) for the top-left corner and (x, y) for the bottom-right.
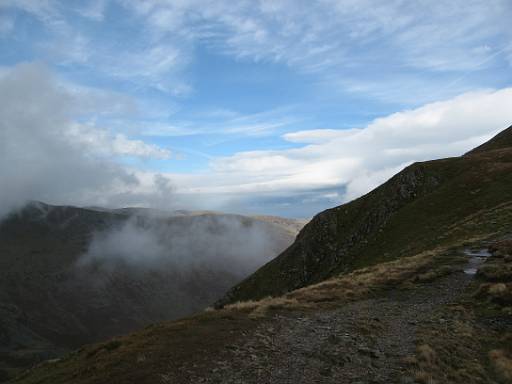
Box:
(358, 347), (380, 358)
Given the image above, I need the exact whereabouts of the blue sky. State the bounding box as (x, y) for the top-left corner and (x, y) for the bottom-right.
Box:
(1, 0), (512, 217)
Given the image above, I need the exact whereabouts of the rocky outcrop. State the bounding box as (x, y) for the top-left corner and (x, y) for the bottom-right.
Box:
(218, 162), (444, 305)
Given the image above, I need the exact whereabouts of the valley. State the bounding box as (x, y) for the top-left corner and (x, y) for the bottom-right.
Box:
(0, 204), (303, 381)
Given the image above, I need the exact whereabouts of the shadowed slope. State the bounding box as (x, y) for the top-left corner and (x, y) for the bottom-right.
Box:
(0, 204), (301, 380)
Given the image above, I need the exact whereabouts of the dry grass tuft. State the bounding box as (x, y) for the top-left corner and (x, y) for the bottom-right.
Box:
(406, 238), (512, 384)
(406, 302), (497, 384)
(474, 282), (512, 305)
(223, 247), (461, 318)
(489, 349), (512, 382)
(224, 297), (300, 318)
(477, 264), (512, 282)
(414, 265), (460, 283)
(285, 248), (459, 307)
(417, 344), (438, 366)
(489, 240), (512, 257)
(473, 244), (512, 307)
(476, 240), (512, 283)
(413, 370), (436, 384)
(489, 283), (508, 295)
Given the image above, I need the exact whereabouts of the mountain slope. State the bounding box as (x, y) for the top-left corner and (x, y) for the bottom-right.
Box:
(8, 125), (512, 384)
(466, 125), (512, 154)
(11, 233), (512, 384)
(218, 125), (512, 304)
(0, 203), (302, 380)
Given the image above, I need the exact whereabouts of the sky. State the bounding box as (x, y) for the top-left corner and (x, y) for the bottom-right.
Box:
(1, 0), (512, 218)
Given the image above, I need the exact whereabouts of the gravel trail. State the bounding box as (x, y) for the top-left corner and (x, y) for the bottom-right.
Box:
(184, 272), (473, 384)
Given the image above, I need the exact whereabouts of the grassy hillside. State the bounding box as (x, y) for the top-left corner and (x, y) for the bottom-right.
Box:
(10, 234), (512, 384)
(7, 125), (512, 384)
(0, 203), (301, 381)
(218, 125), (512, 304)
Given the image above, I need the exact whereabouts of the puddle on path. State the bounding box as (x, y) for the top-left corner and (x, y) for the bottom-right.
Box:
(463, 248), (491, 275)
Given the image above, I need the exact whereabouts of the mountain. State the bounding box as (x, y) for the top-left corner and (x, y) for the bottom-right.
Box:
(218, 125), (512, 305)
(466, 125), (512, 154)
(8, 125), (512, 384)
(0, 203), (303, 380)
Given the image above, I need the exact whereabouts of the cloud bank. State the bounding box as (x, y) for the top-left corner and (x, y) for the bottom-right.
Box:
(169, 88), (512, 216)
(0, 63), (174, 217)
(1, 63), (511, 219)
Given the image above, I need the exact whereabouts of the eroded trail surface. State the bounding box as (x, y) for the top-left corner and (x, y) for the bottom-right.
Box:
(186, 273), (472, 384)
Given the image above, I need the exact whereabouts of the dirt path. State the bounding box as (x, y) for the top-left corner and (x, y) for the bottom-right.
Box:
(181, 272), (472, 384)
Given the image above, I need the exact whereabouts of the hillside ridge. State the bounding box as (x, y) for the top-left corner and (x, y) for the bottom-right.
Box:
(466, 124), (512, 155)
(218, 124), (512, 305)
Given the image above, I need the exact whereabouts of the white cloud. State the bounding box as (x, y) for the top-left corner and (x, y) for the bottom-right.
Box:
(0, 63), (175, 217)
(171, 88), (512, 210)
(4, 0), (511, 99)
(41, 33), (92, 65)
(75, 0), (106, 21)
(68, 124), (171, 159)
(101, 44), (192, 94)
(0, 1), (193, 93)
(140, 107), (297, 137)
(61, 81), (138, 118)
(0, 0), (59, 23)
(283, 129), (361, 144)
(118, 0), (512, 75)
(1, 3), (512, 217)
(1, 65), (511, 218)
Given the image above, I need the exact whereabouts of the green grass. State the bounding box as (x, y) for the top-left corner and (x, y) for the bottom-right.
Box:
(11, 127), (512, 383)
(220, 145), (512, 304)
(10, 244), (471, 384)
(406, 240), (512, 384)
(11, 310), (262, 384)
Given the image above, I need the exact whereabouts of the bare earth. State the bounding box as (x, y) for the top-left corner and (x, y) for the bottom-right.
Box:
(179, 273), (472, 384)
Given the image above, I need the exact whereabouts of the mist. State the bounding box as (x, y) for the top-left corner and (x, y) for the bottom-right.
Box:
(0, 203), (300, 362)
(79, 213), (292, 279)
